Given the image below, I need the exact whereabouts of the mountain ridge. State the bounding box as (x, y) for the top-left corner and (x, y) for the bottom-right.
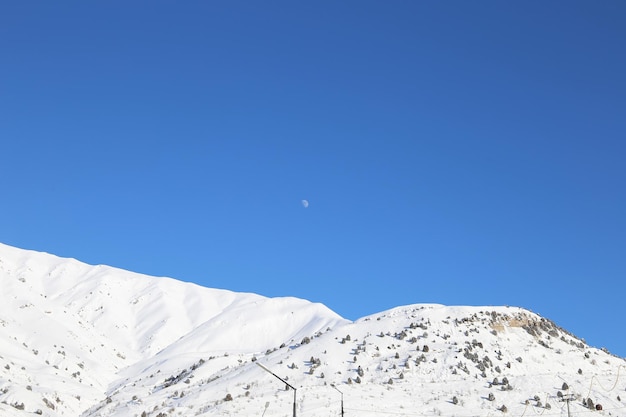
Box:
(0, 243), (624, 416)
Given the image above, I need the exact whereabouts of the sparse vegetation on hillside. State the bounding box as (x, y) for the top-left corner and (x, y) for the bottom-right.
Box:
(1, 249), (624, 417)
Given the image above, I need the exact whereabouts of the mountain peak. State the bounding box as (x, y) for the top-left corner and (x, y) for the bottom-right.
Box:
(0, 243), (623, 416)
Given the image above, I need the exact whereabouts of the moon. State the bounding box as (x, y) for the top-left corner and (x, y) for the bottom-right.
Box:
(301, 199), (309, 208)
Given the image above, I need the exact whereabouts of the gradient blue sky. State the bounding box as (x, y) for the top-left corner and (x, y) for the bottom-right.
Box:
(2, 2), (625, 357)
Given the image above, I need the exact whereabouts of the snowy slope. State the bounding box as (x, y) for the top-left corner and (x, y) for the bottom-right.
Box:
(0, 243), (346, 416)
(0, 243), (624, 417)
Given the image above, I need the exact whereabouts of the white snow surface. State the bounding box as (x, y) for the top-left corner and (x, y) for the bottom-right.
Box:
(0, 242), (624, 417)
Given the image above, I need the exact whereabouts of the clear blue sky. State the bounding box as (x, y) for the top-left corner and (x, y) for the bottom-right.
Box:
(1, 2), (625, 357)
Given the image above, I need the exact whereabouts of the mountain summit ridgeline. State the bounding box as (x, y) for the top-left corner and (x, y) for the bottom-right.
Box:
(0, 243), (624, 417)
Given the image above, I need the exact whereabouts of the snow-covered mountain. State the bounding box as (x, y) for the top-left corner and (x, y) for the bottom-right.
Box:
(1, 243), (624, 417)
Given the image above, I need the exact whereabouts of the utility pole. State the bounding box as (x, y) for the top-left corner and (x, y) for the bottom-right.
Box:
(558, 377), (573, 417)
(560, 394), (574, 417)
(331, 384), (344, 417)
(257, 362), (297, 417)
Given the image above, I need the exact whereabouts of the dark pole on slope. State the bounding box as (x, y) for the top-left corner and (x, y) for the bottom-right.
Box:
(567, 397), (570, 417)
(564, 394), (573, 417)
(558, 393), (574, 417)
(331, 384), (344, 417)
(256, 362), (297, 417)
